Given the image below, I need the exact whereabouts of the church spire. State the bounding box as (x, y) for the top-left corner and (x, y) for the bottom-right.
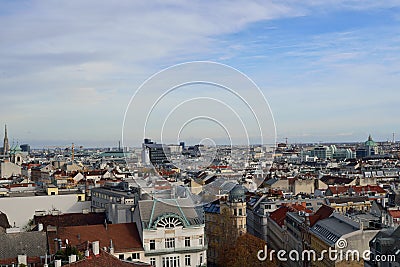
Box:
(3, 124), (9, 155)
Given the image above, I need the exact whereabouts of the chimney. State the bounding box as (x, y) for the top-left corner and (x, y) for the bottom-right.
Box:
(92, 241), (100, 256)
(69, 254), (77, 263)
(109, 239), (114, 254)
(44, 253), (48, 267)
(18, 255), (27, 266)
(55, 259), (62, 267)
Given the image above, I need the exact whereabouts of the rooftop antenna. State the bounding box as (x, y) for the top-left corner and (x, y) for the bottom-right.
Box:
(393, 132), (396, 143)
(285, 137), (288, 145)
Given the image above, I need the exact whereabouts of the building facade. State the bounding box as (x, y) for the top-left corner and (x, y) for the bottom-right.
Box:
(134, 198), (207, 267)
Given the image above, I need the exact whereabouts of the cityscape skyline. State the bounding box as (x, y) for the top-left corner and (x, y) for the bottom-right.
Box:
(0, 123), (396, 149)
(1, 1), (400, 146)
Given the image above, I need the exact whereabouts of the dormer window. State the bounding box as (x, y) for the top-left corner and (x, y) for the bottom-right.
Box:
(157, 216), (183, 228)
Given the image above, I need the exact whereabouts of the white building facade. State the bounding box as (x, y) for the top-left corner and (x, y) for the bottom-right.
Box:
(134, 198), (207, 267)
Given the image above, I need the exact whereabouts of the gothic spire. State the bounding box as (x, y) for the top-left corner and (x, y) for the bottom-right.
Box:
(3, 124), (9, 155)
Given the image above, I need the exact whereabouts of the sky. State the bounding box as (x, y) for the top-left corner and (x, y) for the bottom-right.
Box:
(1, 0), (400, 147)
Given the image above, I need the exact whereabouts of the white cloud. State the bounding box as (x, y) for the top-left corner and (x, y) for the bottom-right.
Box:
(1, 0), (400, 145)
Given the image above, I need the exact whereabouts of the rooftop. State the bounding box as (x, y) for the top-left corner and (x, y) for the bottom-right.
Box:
(48, 223), (143, 254)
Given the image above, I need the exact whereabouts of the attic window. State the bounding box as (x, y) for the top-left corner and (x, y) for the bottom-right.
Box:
(157, 216), (183, 228)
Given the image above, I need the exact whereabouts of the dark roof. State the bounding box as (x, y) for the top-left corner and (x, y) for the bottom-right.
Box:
(369, 226), (400, 258)
(64, 250), (150, 267)
(327, 196), (369, 204)
(34, 212), (107, 229)
(320, 176), (355, 185)
(48, 223), (143, 254)
(0, 231), (47, 259)
(203, 201), (220, 214)
(0, 211), (11, 229)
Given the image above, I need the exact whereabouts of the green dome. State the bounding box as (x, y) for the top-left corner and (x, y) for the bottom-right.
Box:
(229, 184), (247, 202)
(9, 143), (22, 154)
(365, 135), (377, 147)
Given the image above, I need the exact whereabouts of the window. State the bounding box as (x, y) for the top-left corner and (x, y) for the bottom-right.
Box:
(234, 209), (237, 216)
(150, 239), (156, 250)
(199, 236), (203, 246)
(162, 256), (180, 267)
(239, 208), (243, 216)
(157, 216), (183, 228)
(132, 253), (140, 260)
(184, 236), (191, 247)
(165, 238), (175, 248)
(199, 253), (203, 265)
(185, 255), (191, 266)
(150, 258), (156, 266)
(119, 254), (124, 260)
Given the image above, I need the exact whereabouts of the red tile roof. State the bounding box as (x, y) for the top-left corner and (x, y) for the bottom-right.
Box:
(64, 250), (150, 267)
(281, 202), (313, 213)
(352, 185), (386, 194)
(269, 206), (289, 227)
(388, 210), (400, 219)
(328, 185), (387, 195)
(327, 185), (350, 195)
(48, 223), (143, 254)
(308, 205), (334, 227)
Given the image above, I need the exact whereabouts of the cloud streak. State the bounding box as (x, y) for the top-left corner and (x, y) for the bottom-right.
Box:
(1, 1), (400, 145)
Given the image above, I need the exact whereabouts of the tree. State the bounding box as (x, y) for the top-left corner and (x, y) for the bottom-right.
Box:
(211, 205), (278, 266)
(215, 206), (239, 266)
(224, 233), (277, 267)
(55, 245), (83, 262)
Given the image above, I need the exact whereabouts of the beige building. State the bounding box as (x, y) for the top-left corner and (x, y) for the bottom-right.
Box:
(0, 161), (21, 178)
(327, 196), (372, 213)
(290, 178), (315, 195)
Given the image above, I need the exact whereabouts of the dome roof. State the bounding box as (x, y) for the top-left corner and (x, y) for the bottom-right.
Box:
(9, 142), (22, 154)
(365, 135), (377, 147)
(228, 184), (247, 202)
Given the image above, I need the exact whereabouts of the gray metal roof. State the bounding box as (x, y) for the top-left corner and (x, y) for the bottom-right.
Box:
(138, 198), (202, 229)
(311, 216), (360, 246)
(0, 231), (47, 259)
(264, 178), (279, 186)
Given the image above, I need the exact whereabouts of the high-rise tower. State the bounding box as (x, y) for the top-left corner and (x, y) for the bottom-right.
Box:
(2, 125), (9, 155)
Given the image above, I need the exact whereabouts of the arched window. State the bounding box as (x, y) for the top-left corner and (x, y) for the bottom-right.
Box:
(156, 216), (183, 228)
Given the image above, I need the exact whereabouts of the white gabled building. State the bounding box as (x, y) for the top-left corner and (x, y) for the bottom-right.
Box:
(133, 198), (207, 267)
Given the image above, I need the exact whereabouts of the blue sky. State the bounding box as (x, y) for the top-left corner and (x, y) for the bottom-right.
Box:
(1, 1), (400, 147)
